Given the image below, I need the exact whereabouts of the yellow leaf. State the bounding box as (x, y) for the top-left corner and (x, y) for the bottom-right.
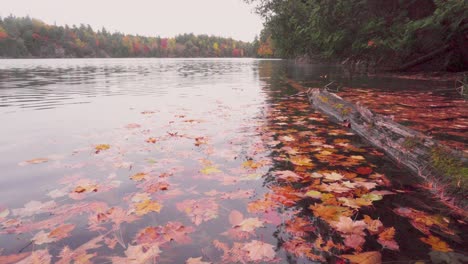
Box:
(130, 172), (148, 181)
(200, 166), (221, 174)
(49, 224), (75, 239)
(290, 156), (314, 167)
(242, 160), (263, 169)
(95, 144), (110, 153)
(420, 235), (453, 252)
(135, 200), (162, 216)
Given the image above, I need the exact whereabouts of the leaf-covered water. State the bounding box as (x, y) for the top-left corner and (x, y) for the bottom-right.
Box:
(0, 59), (466, 263)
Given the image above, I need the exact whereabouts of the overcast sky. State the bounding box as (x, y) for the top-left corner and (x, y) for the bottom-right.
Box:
(0, 0), (263, 42)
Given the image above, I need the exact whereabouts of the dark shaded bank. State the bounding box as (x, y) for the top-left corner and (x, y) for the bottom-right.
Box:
(287, 80), (467, 210)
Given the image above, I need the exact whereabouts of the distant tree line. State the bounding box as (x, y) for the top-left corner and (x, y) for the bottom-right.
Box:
(246, 0), (467, 71)
(0, 16), (256, 58)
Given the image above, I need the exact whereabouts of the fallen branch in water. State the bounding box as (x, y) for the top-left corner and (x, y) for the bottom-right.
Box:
(302, 86), (467, 211)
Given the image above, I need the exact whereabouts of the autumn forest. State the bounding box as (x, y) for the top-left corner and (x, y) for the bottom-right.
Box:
(0, 16), (260, 58)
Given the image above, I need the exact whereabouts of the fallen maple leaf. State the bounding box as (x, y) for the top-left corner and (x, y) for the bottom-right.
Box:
(356, 166), (373, 175)
(363, 215), (383, 234)
(94, 144), (110, 154)
(200, 166), (221, 174)
(146, 137), (158, 143)
(134, 200), (162, 216)
(274, 170), (302, 181)
(290, 156), (314, 167)
(135, 226), (161, 244)
(130, 172), (149, 181)
(121, 244), (161, 264)
(323, 172), (344, 182)
(176, 198), (219, 225)
(334, 216), (366, 235)
(420, 235), (453, 252)
(242, 240), (276, 261)
(73, 184), (98, 193)
(309, 204), (353, 222)
(341, 251), (381, 264)
(49, 224), (75, 239)
(161, 222), (195, 244)
(19, 158), (49, 165)
(235, 217), (264, 232)
(242, 159), (264, 170)
(377, 227), (399, 250)
(186, 257), (211, 264)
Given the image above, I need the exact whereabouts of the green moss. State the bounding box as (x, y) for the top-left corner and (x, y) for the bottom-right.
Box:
(402, 137), (421, 150)
(333, 103), (344, 109)
(319, 96), (329, 103)
(430, 146), (468, 191)
(341, 107), (352, 117)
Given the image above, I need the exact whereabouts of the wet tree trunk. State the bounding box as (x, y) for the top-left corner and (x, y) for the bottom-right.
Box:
(305, 88), (467, 209)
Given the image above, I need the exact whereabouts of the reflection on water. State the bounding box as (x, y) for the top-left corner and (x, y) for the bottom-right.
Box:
(0, 59), (466, 263)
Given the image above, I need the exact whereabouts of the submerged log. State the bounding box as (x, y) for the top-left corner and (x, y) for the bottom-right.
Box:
(305, 87), (467, 209)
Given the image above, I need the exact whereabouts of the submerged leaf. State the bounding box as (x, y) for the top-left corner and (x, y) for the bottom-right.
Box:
(242, 240), (275, 261)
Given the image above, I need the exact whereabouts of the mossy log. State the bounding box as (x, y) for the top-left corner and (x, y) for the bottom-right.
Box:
(306, 88), (467, 208)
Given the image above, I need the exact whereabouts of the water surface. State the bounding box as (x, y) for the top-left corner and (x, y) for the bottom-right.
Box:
(0, 59), (466, 263)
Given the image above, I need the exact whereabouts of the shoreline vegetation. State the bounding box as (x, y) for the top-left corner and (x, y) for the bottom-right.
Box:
(246, 0), (467, 72)
(0, 16), (255, 59)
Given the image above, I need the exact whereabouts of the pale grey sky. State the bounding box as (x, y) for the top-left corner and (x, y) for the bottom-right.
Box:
(0, 0), (263, 42)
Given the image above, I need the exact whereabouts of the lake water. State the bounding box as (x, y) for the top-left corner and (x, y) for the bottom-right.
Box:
(0, 59), (466, 263)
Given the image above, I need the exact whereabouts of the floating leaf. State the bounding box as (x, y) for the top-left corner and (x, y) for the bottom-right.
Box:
(356, 166), (373, 175)
(94, 144), (110, 154)
(309, 204), (353, 222)
(305, 190), (322, 199)
(323, 172), (344, 182)
(176, 198), (219, 225)
(242, 240), (275, 261)
(420, 235), (453, 252)
(200, 166), (221, 174)
(363, 215), (384, 234)
(146, 137), (158, 143)
(333, 217), (366, 236)
(186, 257), (211, 264)
(342, 251), (382, 264)
(290, 156), (314, 167)
(361, 193), (383, 201)
(19, 158), (49, 165)
(242, 159), (264, 170)
(274, 170), (302, 181)
(130, 172), (148, 182)
(235, 217), (264, 232)
(378, 227), (399, 250)
(134, 200), (162, 216)
(49, 224), (75, 240)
